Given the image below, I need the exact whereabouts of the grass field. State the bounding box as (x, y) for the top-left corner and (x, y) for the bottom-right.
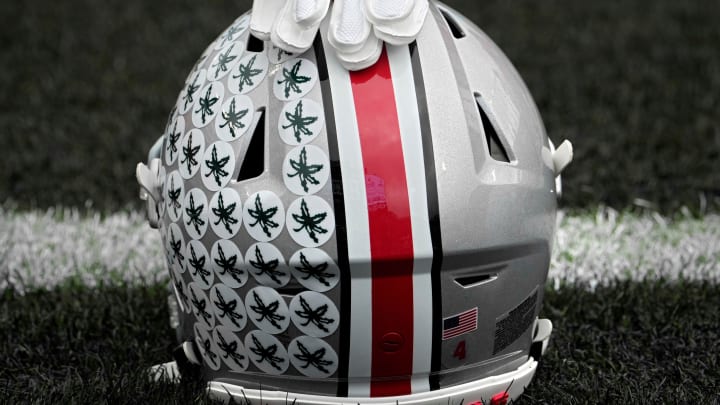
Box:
(1, 0), (718, 213)
(3, 280), (718, 403)
(1, 210), (718, 403)
(1, 0), (719, 403)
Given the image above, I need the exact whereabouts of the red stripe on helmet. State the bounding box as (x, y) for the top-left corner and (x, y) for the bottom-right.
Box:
(350, 48), (415, 397)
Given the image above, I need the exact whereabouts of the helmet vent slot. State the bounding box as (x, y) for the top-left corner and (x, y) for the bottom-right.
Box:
(475, 94), (512, 163)
(246, 34), (265, 52)
(440, 9), (466, 39)
(454, 273), (498, 288)
(237, 108), (266, 181)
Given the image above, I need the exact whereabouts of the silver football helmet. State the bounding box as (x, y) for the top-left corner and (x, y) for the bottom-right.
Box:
(136, 2), (572, 403)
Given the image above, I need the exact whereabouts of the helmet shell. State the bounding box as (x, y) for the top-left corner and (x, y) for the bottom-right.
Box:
(155, 1), (556, 398)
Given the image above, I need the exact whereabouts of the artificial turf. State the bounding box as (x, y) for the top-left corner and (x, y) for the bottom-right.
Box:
(1, 0), (719, 213)
(1, 281), (718, 403)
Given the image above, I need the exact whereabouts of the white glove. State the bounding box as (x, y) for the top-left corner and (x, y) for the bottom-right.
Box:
(250, 0), (428, 70)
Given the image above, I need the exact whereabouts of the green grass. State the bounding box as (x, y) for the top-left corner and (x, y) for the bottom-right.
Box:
(1, 281), (718, 403)
(1, 0), (719, 213)
(0, 284), (209, 404)
(524, 280), (720, 404)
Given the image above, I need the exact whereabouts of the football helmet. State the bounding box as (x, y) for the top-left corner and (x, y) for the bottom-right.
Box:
(137, 2), (572, 403)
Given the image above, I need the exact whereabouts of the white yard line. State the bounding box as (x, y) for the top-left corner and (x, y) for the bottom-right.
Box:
(552, 209), (719, 289)
(0, 208), (718, 293)
(0, 208), (166, 293)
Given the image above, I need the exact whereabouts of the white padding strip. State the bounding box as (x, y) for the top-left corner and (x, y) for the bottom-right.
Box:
(321, 25), (374, 396)
(387, 44), (433, 394)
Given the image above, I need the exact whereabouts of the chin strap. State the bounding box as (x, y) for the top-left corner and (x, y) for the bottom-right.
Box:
(251, 0), (429, 70)
(136, 136), (164, 229)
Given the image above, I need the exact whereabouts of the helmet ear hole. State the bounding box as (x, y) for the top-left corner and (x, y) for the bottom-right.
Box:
(237, 108), (266, 181)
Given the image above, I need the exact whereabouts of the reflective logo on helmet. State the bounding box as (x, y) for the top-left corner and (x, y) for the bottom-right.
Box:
(179, 69), (207, 115)
(164, 114), (184, 165)
(164, 171), (184, 222)
(188, 283), (215, 329)
(243, 191), (285, 242)
(194, 323), (221, 371)
(245, 330), (289, 375)
(246, 243), (290, 288)
(165, 222), (185, 271)
(210, 284), (247, 332)
(289, 291), (339, 338)
(278, 98), (324, 145)
(201, 141), (236, 191)
(209, 43), (242, 81)
(283, 145), (330, 196)
(214, 325), (249, 372)
(245, 286), (290, 334)
(179, 129), (205, 179)
(288, 336), (339, 378)
(215, 95), (254, 141)
(182, 188), (209, 239)
(273, 58), (318, 101)
(209, 188), (242, 239)
(186, 240), (214, 289)
(287, 196), (335, 248)
(192, 82), (225, 128)
(289, 248), (340, 293)
(210, 239), (247, 289)
(229, 52), (269, 95)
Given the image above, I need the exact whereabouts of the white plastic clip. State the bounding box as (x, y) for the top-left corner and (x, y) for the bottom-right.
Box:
(136, 160), (161, 203)
(136, 159), (162, 228)
(532, 318), (553, 356)
(552, 139), (573, 177)
(137, 135), (165, 229)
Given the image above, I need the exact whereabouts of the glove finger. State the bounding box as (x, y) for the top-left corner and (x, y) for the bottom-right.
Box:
(328, 0), (371, 54)
(272, 0), (330, 53)
(365, 0), (414, 22)
(333, 29), (383, 71)
(251, 0), (287, 40)
(295, 0), (330, 25)
(367, 0), (429, 45)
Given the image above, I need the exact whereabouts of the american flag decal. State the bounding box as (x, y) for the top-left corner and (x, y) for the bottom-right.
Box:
(442, 307), (478, 340)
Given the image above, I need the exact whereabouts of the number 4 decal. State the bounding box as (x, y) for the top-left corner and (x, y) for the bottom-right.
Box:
(453, 340), (466, 360)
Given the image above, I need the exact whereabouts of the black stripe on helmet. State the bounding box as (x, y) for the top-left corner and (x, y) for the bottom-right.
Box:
(409, 40), (444, 391)
(313, 35), (351, 398)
